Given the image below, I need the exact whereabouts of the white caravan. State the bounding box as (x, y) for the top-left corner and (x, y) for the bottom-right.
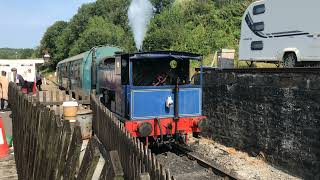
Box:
(0, 59), (44, 82)
(239, 0), (320, 67)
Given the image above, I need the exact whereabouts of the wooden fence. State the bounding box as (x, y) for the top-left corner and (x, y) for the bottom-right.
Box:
(35, 89), (90, 115)
(8, 82), (124, 180)
(91, 95), (171, 180)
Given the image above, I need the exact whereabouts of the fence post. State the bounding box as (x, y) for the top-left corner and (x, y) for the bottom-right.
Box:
(63, 126), (83, 179)
(76, 137), (101, 180)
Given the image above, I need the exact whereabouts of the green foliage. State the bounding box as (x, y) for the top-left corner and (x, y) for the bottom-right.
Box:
(39, 21), (68, 67)
(95, 0), (130, 28)
(0, 48), (37, 59)
(144, 0), (252, 60)
(151, 0), (174, 13)
(39, 0), (254, 67)
(69, 16), (127, 56)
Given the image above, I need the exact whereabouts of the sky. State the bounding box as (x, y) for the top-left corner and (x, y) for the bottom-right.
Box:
(0, 0), (96, 49)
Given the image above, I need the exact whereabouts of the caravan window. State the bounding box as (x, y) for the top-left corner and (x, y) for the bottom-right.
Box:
(253, 4), (265, 15)
(251, 41), (263, 50)
(253, 22), (264, 31)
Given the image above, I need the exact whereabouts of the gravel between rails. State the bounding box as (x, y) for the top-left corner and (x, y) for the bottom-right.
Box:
(188, 137), (301, 180)
(154, 136), (301, 180)
(156, 151), (225, 180)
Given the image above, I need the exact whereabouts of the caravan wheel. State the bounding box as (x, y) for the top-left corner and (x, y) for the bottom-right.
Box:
(282, 53), (297, 68)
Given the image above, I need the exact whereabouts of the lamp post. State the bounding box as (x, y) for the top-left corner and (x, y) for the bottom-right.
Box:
(43, 54), (50, 64)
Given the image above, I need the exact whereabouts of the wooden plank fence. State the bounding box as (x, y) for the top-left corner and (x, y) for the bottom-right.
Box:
(91, 95), (171, 180)
(8, 82), (124, 180)
(35, 89), (91, 115)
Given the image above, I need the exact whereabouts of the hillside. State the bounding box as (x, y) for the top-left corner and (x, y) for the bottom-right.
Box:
(39, 0), (254, 67)
(0, 48), (37, 59)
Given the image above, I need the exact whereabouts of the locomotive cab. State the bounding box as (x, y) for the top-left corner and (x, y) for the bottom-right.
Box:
(132, 57), (191, 86)
(98, 51), (206, 143)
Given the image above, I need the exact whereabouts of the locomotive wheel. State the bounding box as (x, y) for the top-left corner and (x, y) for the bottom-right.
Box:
(282, 53), (297, 68)
(193, 132), (200, 138)
(179, 134), (187, 144)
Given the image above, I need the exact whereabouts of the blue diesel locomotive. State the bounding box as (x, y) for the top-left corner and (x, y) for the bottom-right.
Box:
(57, 45), (206, 144)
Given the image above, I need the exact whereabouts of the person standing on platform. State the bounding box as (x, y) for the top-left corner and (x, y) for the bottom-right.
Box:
(36, 71), (42, 91)
(0, 71), (9, 112)
(11, 68), (25, 87)
(25, 69), (34, 94)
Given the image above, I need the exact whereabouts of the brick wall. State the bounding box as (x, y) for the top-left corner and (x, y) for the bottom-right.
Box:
(201, 69), (320, 179)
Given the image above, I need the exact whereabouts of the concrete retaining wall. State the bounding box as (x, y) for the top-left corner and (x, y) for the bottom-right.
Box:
(201, 69), (320, 179)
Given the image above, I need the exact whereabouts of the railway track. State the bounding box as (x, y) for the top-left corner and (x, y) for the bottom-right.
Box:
(172, 144), (243, 180)
(154, 143), (242, 180)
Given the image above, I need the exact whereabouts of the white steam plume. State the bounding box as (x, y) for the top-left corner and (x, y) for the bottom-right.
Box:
(128, 0), (154, 51)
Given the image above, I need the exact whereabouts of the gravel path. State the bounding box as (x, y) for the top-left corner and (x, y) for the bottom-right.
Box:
(0, 112), (17, 180)
(0, 157), (17, 180)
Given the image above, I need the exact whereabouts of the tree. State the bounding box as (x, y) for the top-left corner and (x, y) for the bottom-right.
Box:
(69, 16), (127, 55)
(0, 48), (37, 59)
(39, 21), (68, 67)
(39, 0), (254, 67)
(95, 0), (130, 29)
(66, 3), (97, 45)
(151, 0), (174, 13)
(19, 49), (35, 59)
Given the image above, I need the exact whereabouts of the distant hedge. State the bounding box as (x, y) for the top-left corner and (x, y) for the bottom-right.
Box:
(0, 48), (37, 59)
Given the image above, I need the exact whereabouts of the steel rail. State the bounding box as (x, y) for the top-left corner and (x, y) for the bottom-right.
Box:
(172, 143), (245, 180)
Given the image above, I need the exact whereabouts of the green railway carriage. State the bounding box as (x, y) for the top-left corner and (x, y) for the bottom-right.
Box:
(56, 46), (122, 95)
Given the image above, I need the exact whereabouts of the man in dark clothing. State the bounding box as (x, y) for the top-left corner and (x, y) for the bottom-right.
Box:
(11, 68), (25, 87)
(36, 71), (42, 91)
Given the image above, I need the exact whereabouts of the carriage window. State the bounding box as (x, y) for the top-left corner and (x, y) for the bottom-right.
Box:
(70, 65), (74, 75)
(253, 4), (265, 15)
(65, 66), (67, 77)
(253, 22), (264, 31)
(101, 58), (115, 70)
(74, 64), (78, 78)
(251, 41), (263, 50)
